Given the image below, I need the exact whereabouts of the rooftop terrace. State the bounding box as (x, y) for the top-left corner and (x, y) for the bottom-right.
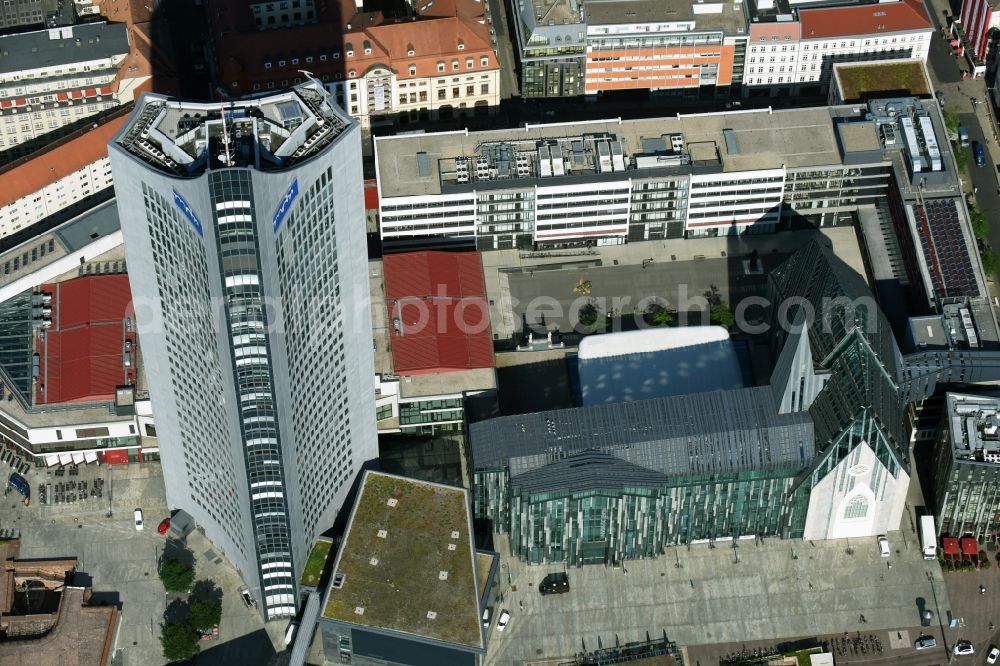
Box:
(115, 81), (350, 176)
(322, 471), (483, 650)
(584, 0), (748, 34)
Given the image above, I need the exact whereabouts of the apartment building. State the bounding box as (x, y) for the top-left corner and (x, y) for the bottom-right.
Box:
(0, 109), (126, 240)
(374, 97), (952, 250)
(0, 22), (151, 160)
(743, 0), (932, 97)
(583, 0), (747, 98)
(210, 0), (500, 129)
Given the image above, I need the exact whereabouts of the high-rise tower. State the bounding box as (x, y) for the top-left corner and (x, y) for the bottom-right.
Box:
(109, 81), (378, 619)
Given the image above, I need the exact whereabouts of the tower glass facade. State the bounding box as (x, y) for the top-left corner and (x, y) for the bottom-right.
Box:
(110, 82), (378, 618)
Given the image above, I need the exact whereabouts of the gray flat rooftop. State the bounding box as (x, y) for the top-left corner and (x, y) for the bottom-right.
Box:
(0, 23), (129, 76)
(584, 0), (747, 34)
(946, 392), (1000, 465)
(322, 471), (484, 650)
(398, 368), (497, 398)
(0, 198), (121, 292)
(375, 107), (856, 198)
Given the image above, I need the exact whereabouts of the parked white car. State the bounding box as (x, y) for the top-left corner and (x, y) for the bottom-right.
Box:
(497, 610), (511, 632)
(133, 508), (144, 531)
(877, 535), (890, 557)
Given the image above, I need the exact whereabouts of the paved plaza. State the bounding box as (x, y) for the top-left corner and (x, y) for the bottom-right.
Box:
(485, 526), (949, 666)
(0, 456), (286, 666)
(482, 227), (865, 340)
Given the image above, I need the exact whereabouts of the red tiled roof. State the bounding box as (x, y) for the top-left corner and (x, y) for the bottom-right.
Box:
(0, 112), (128, 210)
(37, 275), (136, 405)
(800, 0), (931, 39)
(384, 251), (494, 374)
(210, 0), (497, 94)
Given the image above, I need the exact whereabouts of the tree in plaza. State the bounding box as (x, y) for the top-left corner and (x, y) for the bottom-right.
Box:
(158, 557), (195, 594)
(160, 620), (200, 662)
(188, 597), (222, 631)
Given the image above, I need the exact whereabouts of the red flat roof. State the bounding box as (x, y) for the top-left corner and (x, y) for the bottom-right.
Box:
(383, 251), (494, 374)
(37, 275), (136, 405)
(800, 0), (931, 39)
(942, 536), (959, 555)
(364, 179), (379, 211)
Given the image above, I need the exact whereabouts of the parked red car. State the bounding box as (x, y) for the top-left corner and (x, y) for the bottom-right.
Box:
(157, 518), (170, 535)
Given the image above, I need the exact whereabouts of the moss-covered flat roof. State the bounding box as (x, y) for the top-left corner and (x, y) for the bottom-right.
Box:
(322, 471), (483, 650)
(300, 538), (333, 588)
(835, 61), (931, 102)
(475, 552), (494, 600)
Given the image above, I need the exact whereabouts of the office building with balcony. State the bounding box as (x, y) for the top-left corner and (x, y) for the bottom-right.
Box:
(583, 0), (748, 99)
(109, 81), (378, 619)
(374, 97), (956, 250)
(931, 393), (1000, 542)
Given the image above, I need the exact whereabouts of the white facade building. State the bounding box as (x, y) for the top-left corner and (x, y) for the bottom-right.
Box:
(743, 0), (933, 95)
(0, 112), (125, 239)
(0, 23), (149, 159)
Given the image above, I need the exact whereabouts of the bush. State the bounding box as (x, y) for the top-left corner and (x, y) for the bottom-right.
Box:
(159, 557), (195, 594)
(971, 209), (990, 241)
(711, 302), (736, 329)
(160, 621), (200, 662)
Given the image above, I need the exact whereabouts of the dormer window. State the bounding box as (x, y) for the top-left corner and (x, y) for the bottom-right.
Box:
(466, 57), (473, 68)
(320, 54), (327, 61)
(407, 43), (415, 56)
(278, 59), (286, 66)
(348, 70), (356, 77)
(345, 43), (353, 57)
(332, 52), (340, 59)
(480, 56), (489, 66)
(291, 58), (299, 64)
(458, 40), (465, 50)
(305, 56), (313, 63)
(409, 64), (416, 76)
(265, 62), (273, 69)
(452, 59), (459, 70)
(363, 39), (372, 55)
(437, 61), (445, 72)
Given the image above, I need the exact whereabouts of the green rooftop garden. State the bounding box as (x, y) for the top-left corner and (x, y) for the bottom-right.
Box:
(836, 62), (930, 102)
(300, 539), (333, 588)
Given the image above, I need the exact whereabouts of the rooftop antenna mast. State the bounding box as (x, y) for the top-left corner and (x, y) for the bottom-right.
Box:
(215, 86), (236, 167)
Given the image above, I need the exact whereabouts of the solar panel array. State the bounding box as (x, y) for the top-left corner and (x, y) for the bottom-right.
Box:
(915, 199), (980, 300)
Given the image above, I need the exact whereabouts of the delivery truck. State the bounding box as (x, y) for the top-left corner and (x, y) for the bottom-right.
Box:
(920, 515), (936, 560)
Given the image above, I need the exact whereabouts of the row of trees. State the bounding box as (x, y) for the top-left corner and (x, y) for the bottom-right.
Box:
(576, 287), (736, 331)
(158, 554), (224, 662)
